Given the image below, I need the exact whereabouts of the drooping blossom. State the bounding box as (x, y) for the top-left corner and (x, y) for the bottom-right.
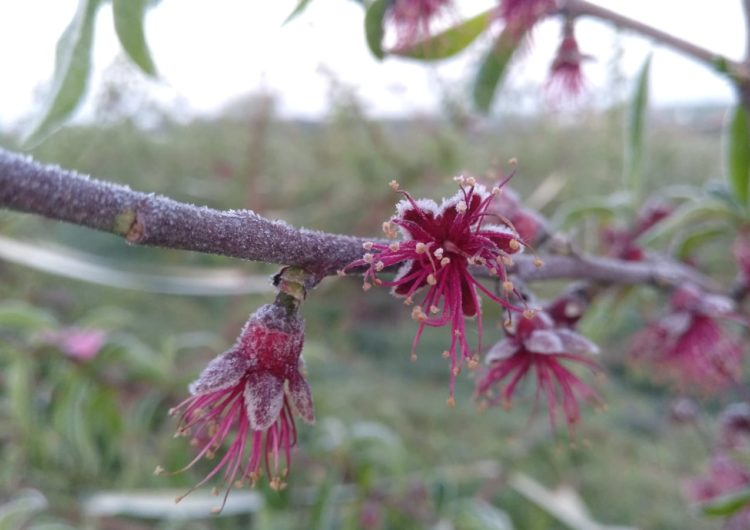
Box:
(718, 402), (750, 452)
(387, 0), (453, 49)
(546, 21), (591, 99)
(601, 199), (673, 261)
(343, 176), (531, 402)
(476, 310), (601, 435)
(487, 185), (547, 246)
(41, 327), (107, 361)
(160, 302), (315, 511)
(629, 285), (743, 393)
(686, 455), (750, 528)
(497, 0), (555, 35)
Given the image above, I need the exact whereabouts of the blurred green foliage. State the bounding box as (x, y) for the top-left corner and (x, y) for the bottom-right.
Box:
(0, 88), (737, 529)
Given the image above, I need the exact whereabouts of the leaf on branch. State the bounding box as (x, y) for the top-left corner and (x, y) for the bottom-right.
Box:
(113, 0), (158, 77)
(391, 9), (492, 61)
(283, 0), (314, 25)
(725, 104), (750, 208)
(624, 55), (651, 202)
(23, 0), (103, 147)
(472, 27), (523, 114)
(365, 0), (388, 60)
(698, 486), (750, 517)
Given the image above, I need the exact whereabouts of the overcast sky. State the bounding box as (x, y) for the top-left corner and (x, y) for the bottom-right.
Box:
(0, 0), (745, 127)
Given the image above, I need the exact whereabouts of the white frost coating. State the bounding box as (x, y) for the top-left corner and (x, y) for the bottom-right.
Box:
(287, 373), (315, 424)
(556, 328), (600, 355)
(524, 329), (565, 354)
(660, 312), (692, 337)
(700, 294), (735, 317)
(189, 349), (254, 395)
(481, 223), (517, 237)
(438, 184), (489, 212)
(485, 340), (518, 363)
(244, 372), (285, 430)
(390, 260), (419, 297)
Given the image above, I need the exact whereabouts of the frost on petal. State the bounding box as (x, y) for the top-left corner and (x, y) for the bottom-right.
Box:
(524, 329), (564, 354)
(287, 372), (315, 424)
(556, 329), (600, 355)
(485, 340), (519, 363)
(244, 371), (284, 430)
(189, 349), (253, 395)
(660, 312), (692, 337)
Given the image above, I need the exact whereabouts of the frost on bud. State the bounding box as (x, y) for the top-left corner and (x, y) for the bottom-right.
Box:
(162, 268), (315, 511)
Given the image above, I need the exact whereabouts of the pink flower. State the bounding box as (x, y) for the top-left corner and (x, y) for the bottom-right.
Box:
(41, 327), (107, 361)
(476, 311), (601, 435)
(162, 303), (314, 511)
(388, 0), (452, 48)
(630, 285), (743, 392)
(718, 402), (750, 452)
(601, 200), (673, 261)
(686, 454), (750, 527)
(487, 185), (547, 246)
(545, 20), (594, 100)
(344, 177), (527, 401)
(497, 0), (555, 35)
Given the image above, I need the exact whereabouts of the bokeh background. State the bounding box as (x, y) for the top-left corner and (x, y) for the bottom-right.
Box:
(0, 1), (745, 529)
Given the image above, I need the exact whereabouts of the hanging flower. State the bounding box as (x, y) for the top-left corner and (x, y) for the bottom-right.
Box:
(476, 311), (602, 435)
(342, 176), (530, 402)
(546, 21), (592, 99)
(629, 285), (743, 393)
(686, 455), (750, 529)
(601, 199), (673, 261)
(160, 301), (314, 511)
(498, 0), (555, 35)
(388, 0), (453, 49)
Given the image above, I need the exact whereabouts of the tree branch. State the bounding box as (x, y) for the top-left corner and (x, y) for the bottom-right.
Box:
(0, 148), (720, 292)
(559, 0), (749, 83)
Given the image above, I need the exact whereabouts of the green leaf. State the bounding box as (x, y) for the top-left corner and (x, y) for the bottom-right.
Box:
(365, 0), (388, 60)
(675, 223), (729, 259)
(113, 0), (157, 76)
(472, 28), (522, 113)
(699, 486), (750, 517)
(23, 0), (102, 146)
(725, 104), (750, 207)
(392, 9), (491, 61)
(0, 302), (56, 332)
(624, 55), (651, 201)
(283, 0), (314, 25)
(638, 200), (730, 246)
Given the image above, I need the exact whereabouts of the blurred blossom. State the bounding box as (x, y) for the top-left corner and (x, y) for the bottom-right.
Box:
(718, 402), (750, 451)
(686, 454), (750, 527)
(388, 0), (452, 48)
(487, 185), (547, 245)
(498, 0), (555, 35)
(161, 301), (314, 511)
(602, 199), (674, 261)
(546, 288), (591, 329)
(343, 176), (528, 402)
(630, 285), (744, 392)
(41, 327), (107, 361)
(667, 397), (700, 425)
(359, 498), (384, 529)
(546, 21), (591, 99)
(476, 310), (601, 435)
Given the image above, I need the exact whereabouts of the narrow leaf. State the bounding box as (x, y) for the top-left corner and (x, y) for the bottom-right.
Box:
(725, 104), (750, 207)
(24, 0), (102, 146)
(472, 28), (522, 113)
(392, 9), (491, 61)
(365, 0), (388, 60)
(624, 55), (651, 200)
(113, 0), (157, 76)
(283, 0), (314, 25)
(699, 486), (750, 517)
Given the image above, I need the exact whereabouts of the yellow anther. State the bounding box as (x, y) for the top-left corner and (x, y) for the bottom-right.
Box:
(453, 175), (466, 184)
(363, 282), (372, 291)
(533, 257), (544, 268)
(491, 186), (502, 196)
(501, 255), (514, 266)
(336, 269), (346, 277)
(465, 176), (477, 186)
(508, 157), (518, 166)
(404, 296), (414, 305)
(446, 396), (456, 408)
(502, 280), (514, 293)
(452, 366), (460, 376)
(456, 200), (468, 214)
(154, 465), (165, 476)
(411, 306), (427, 321)
(522, 308), (537, 319)
(440, 257), (451, 266)
(468, 357), (480, 369)
(362, 241), (374, 250)
(427, 274), (437, 286)
(430, 305), (440, 314)
(375, 261), (385, 272)
(415, 242), (427, 254)
(363, 253), (374, 263)
(389, 180), (400, 191)
(410, 352), (418, 362)
(389, 242), (400, 251)
(509, 239), (520, 250)
(434, 247), (444, 259)
(442, 350), (450, 359)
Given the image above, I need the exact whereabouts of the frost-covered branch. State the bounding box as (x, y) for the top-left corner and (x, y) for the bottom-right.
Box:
(0, 148), (720, 291)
